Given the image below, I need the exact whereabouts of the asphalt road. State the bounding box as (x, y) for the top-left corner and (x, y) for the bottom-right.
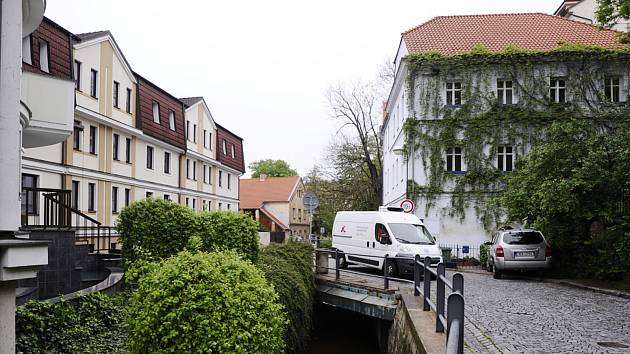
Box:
(331, 260), (630, 353)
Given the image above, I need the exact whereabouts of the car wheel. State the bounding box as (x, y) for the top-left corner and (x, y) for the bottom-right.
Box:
(493, 266), (502, 279)
(337, 253), (348, 269)
(386, 261), (398, 278)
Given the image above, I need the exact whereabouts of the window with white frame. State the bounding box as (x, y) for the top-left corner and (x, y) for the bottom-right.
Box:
(73, 60), (81, 90)
(497, 145), (514, 172)
(23, 36), (32, 64)
(90, 69), (98, 98)
(164, 152), (170, 174)
(124, 188), (131, 207)
(203, 165), (208, 184)
(152, 101), (160, 123)
(39, 40), (49, 73)
(185, 197), (190, 207)
(169, 110), (176, 131)
(222, 140), (227, 154)
(113, 133), (119, 161)
(497, 80), (513, 105)
(604, 76), (620, 103)
(126, 88), (132, 113)
(113, 81), (120, 108)
(88, 182), (96, 212)
(203, 129), (208, 148)
(193, 124), (197, 143)
(445, 147), (462, 172)
(219, 170), (223, 187)
(186, 158), (191, 179)
(186, 121), (191, 140)
(549, 78), (566, 103)
(208, 132), (212, 150)
(192, 198), (196, 210)
(112, 186), (119, 213)
(192, 161), (197, 181)
(446, 81), (462, 106)
(227, 173), (231, 189)
(146, 146), (154, 169)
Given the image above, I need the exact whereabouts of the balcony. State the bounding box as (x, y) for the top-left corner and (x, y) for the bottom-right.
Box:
(21, 71), (74, 148)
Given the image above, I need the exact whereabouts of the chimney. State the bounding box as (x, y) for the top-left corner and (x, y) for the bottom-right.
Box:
(259, 174), (267, 181)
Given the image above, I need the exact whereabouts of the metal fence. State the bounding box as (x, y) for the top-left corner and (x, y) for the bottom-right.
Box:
(440, 243), (482, 262)
(315, 249), (465, 354)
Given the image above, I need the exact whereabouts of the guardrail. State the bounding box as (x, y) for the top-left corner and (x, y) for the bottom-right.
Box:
(314, 249), (464, 354)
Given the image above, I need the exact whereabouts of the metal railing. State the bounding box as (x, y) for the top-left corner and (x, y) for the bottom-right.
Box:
(315, 249), (465, 354)
(21, 187), (116, 254)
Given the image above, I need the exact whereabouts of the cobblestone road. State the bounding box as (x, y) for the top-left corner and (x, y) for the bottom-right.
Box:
(457, 270), (630, 354)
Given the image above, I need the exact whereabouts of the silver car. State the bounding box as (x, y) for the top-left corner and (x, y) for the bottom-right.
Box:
(485, 228), (552, 279)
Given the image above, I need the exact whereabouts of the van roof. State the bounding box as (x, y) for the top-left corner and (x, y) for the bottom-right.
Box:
(335, 211), (423, 224)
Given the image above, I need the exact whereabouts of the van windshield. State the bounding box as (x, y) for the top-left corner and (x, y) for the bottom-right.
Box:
(388, 224), (435, 244)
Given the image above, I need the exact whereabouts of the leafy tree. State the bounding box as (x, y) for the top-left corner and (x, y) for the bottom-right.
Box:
(126, 250), (286, 354)
(498, 118), (630, 279)
(249, 159), (298, 178)
(596, 0), (630, 42)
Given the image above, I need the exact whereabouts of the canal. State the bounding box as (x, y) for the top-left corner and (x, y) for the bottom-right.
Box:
(306, 303), (386, 354)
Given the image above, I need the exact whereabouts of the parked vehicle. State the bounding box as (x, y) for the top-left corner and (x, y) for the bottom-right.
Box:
(485, 228), (552, 279)
(331, 207), (442, 277)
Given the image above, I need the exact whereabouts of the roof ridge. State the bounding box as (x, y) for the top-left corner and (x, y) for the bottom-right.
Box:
(402, 13), (546, 35)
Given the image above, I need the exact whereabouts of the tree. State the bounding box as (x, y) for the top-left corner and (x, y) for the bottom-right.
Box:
(596, 0), (630, 42)
(498, 118), (630, 279)
(249, 159), (298, 178)
(326, 80), (384, 207)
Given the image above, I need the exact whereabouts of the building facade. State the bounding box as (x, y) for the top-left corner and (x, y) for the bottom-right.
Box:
(382, 13), (628, 247)
(240, 176), (311, 238)
(21, 24), (245, 241)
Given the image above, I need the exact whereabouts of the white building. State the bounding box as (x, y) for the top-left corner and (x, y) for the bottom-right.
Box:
(382, 13), (628, 248)
(554, 0), (630, 32)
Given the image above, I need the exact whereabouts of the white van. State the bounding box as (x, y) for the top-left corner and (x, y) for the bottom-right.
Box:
(331, 208), (443, 277)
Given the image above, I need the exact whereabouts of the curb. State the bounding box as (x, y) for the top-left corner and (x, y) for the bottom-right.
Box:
(453, 267), (630, 300)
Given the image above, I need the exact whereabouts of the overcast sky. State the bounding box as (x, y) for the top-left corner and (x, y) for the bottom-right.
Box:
(46, 0), (558, 177)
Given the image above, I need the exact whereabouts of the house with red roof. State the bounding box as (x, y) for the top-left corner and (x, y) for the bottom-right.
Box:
(240, 175), (311, 240)
(382, 12), (630, 247)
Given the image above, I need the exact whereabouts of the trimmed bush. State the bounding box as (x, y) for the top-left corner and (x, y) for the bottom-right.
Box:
(126, 250), (286, 354)
(197, 211), (259, 262)
(117, 199), (259, 265)
(117, 198), (198, 264)
(258, 242), (315, 354)
(16, 292), (126, 354)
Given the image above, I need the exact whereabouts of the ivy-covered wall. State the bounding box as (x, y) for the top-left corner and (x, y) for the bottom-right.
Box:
(400, 44), (630, 239)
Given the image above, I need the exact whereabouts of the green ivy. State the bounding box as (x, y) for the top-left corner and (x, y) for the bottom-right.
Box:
(401, 43), (630, 230)
(16, 292), (127, 354)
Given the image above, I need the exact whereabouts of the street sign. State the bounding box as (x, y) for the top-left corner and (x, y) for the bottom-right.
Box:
(303, 192), (319, 214)
(400, 199), (415, 213)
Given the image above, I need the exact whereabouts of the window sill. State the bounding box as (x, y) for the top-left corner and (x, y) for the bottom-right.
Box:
(89, 152), (97, 156)
(446, 171), (466, 175)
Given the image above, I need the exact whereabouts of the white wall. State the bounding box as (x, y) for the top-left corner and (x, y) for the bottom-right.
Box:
(23, 142), (62, 163)
(110, 53), (134, 126)
(74, 44), (100, 113)
(134, 139), (180, 188)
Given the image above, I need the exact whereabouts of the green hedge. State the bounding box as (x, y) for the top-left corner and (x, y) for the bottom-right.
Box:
(16, 292), (126, 354)
(126, 250), (286, 354)
(258, 242), (315, 354)
(480, 243), (489, 266)
(117, 198), (198, 264)
(197, 211), (260, 262)
(117, 198), (259, 265)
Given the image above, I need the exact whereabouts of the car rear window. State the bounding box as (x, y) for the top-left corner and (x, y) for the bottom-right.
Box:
(502, 231), (543, 245)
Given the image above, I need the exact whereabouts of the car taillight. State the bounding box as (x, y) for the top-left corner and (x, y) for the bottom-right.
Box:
(545, 245), (552, 257)
(496, 245), (504, 258)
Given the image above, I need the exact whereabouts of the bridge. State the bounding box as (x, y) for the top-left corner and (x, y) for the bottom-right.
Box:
(313, 249), (465, 354)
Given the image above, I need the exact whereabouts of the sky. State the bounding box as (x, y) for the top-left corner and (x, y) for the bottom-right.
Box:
(46, 0), (559, 177)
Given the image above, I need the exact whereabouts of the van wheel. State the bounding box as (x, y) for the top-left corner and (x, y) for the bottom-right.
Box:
(337, 253), (348, 269)
(493, 266), (502, 279)
(386, 261), (398, 278)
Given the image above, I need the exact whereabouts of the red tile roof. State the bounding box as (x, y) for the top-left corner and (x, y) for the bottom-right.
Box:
(239, 176), (300, 210)
(402, 13), (624, 56)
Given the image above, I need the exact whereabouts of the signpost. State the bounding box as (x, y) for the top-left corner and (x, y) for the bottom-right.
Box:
(400, 199), (415, 213)
(303, 192), (319, 242)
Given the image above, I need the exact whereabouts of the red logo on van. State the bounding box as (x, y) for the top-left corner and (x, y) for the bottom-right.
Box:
(341, 226), (346, 233)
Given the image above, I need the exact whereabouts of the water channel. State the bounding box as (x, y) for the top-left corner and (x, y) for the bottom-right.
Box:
(306, 303), (385, 354)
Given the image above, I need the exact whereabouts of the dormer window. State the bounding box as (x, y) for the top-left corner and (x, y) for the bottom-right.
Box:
(223, 140), (227, 155)
(152, 101), (160, 123)
(39, 40), (49, 73)
(22, 36), (32, 65)
(231, 144), (235, 158)
(168, 110), (176, 131)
